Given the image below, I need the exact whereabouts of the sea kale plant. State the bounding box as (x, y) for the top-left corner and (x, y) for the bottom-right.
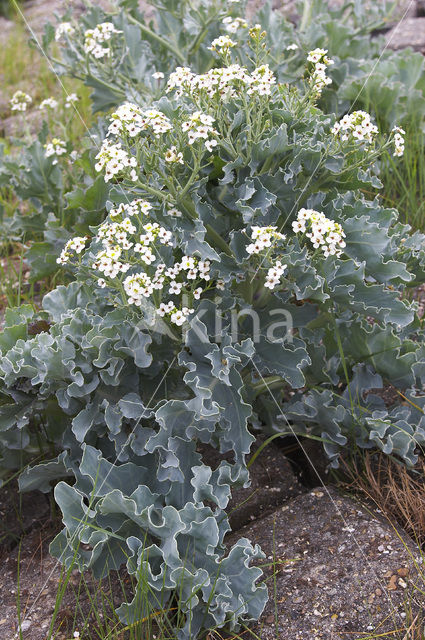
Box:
(1, 0), (425, 637)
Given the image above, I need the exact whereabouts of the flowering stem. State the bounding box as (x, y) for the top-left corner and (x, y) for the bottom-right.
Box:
(126, 14), (185, 64)
(300, 0), (313, 31)
(134, 181), (167, 202)
(188, 9), (222, 57)
(178, 156), (201, 201)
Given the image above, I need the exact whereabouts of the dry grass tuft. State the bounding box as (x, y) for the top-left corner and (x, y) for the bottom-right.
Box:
(342, 452), (425, 548)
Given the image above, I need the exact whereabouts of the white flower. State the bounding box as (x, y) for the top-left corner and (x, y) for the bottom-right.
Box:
(208, 35), (237, 54)
(10, 90), (32, 112)
(193, 287), (203, 299)
(392, 126), (405, 157)
(286, 43), (298, 51)
(167, 64), (267, 103)
(205, 139), (218, 153)
(84, 22), (121, 58)
(55, 22), (75, 41)
(170, 309), (187, 326)
(158, 301), (176, 317)
(293, 208), (345, 257)
(39, 97), (58, 110)
(222, 16), (248, 33)
(165, 146), (184, 164)
(332, 111), (378, 146)
(180, 256), (195, 270)
(167, 207), (182, 218)
(169, 280), (183, 294)
(216, 279), (225, 290)
(246, 226), (285, 255)
(65, 93), (79, 109)
(152, 71), (165, 79)
(123, 273), (154, 305)
(95, 139), (137, 182)
(110, 199), (151, 219)
(182, 111), (218, 150)
(307, 49), (334, 95)
(57, 236), (87, 264)
(107, 103), (172, 138)
(307, 48), (333, 65)
(247, 64), (276, 96)
(44, 138), (67, 163)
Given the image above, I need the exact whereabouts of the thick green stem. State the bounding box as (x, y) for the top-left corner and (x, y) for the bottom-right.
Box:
(127, 14), (185, 63)
(299, 0), (313, 31)
(251, 375), (283, 396)
(205, 224), (233, 257)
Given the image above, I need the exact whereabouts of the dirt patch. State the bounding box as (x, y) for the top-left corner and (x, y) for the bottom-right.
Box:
(230, 487), (425, 639)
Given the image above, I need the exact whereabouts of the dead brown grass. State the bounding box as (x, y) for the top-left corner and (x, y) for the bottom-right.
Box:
(342, 452), (425, 547)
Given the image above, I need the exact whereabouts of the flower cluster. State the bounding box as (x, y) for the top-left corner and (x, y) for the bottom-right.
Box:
(331, 110), (378, 145)
(110, 198), (152, 219)
(245, 227), (287, 290)
(208, 35), (237, 54)
(157, 303), (194, 326)
(97, 217), (137, 250)
(107, 103), (173, 138)
(56, 236), (87, 264)
(246, 226), (286, 255)
(123, 270), (162, 303)
(55, 22), (75, 41)
(44, 138), (67, 163)
(166, 63), (276, 101)
(84, 22), (121, 59)
(165, 146), (184, 164)
(392, 126), (405, 157)
(265, 261), (287, 290)
(39, 97), (58, 110)
(95, 139), (137, 182)
(63, 198), (212, 324)
(10, 90), (32, 112)
(182, 112), (218, 152)
(134, 222), (173, 264)
(93, 246), (130, 278)
(65, 93), (79, 109)
(307, 48), (334, 95)
(110, 252), (210, 323)
(222, 16), (248, 33)
(292, 209), (346, 257)
(248, 64), (276, 96)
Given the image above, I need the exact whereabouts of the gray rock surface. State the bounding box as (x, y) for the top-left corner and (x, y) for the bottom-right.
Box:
(386, 16), (425, 52)
(230, 487), (425, 639)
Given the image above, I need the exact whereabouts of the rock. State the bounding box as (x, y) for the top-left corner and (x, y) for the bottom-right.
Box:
(229, 487), (424, 639)
(20, 619), (31, 631)
(0, 109), (43, 139)
(386, 17), (425, 52)
(200, 439), (304, 530)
